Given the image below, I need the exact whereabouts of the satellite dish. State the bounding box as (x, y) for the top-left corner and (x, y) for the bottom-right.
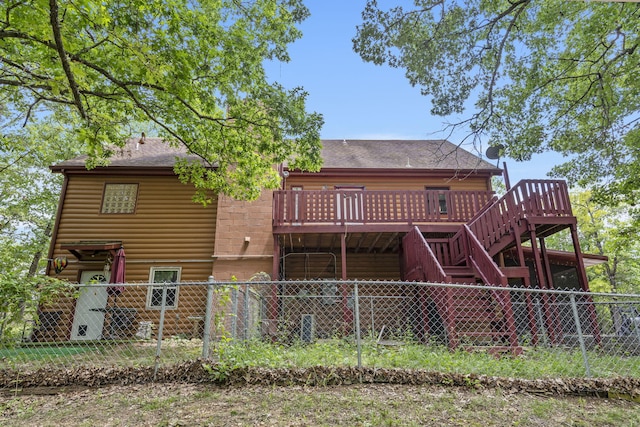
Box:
(486, 144), (504, 160)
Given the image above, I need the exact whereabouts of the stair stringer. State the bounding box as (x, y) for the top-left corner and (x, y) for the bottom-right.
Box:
(402, 227), (458, 347)
(404, 226), (523, 353)
(462, 224), (520, 351)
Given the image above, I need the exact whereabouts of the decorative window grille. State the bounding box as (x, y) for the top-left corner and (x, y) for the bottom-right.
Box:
(101, 183), (138, 214)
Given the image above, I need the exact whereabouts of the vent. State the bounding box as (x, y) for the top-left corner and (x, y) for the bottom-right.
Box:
(300, 314), (315, 343)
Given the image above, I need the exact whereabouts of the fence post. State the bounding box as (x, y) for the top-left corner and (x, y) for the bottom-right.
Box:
(535, 298), (549, 346)
(231, 286), (238, 340)
(153, 284), (169, 379)
(370, 297), (375, 334)
(244, 283), (250, 340)
(202, 276), (215, 359)
(570, 292), (591, 377)
(354, 282), (362, 369)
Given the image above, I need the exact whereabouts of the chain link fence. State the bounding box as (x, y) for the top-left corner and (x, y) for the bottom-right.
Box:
(2, 280), (640, 379)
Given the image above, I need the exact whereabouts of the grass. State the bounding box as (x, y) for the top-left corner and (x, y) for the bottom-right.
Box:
(4, 336), (639, 426)
(2, 336), (640, 379)
(0, 345), (98, 360)
(4, 382), (638, 427)
(209, 338), (640, 379)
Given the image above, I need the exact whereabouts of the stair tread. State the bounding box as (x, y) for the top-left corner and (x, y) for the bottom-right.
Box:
(458, 331), (512, 336)
(464, 346), (524, 356)
(453, 313), (496, 320)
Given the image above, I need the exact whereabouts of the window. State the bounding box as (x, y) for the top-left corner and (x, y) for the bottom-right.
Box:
(146, 267), (181, 309)
(101, 183), (138, 214)
(426, 186), (449, 214)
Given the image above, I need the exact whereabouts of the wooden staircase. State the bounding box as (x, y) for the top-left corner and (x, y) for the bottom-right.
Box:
(403, 227), (523, 354)
(402, 180), (603, 352)
(437, 270), (522, 355)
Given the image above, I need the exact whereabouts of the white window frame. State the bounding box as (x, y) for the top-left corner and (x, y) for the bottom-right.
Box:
(146, 267), (181, 310)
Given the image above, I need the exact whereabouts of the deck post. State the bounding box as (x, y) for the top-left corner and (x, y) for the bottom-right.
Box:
(539, 238), (563, 343)
(529, 227), (560, 344)
(512, 228), (539, 344)
(269, 235), (280, 339)
(569, 223), (602, 344)
(340, 232), (353, 335)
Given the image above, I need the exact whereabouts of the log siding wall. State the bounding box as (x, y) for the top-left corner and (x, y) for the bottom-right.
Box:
(46, 174), (218, 339)
(285, 175), (491, 192)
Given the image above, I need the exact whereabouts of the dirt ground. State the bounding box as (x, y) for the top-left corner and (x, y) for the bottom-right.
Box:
(2, 382), (639, 427)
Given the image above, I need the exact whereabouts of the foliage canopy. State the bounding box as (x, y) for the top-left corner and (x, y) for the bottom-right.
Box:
(354, 0), (639, 204)
(546, 191), (640, 294)
(0, 0), (323, 201)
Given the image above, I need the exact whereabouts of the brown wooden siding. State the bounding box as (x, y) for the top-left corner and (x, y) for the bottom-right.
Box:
(45, 174), (217, 339)
(282, 253), (401, 281)
(286, 175), (491, 192)
(52, 175), (217, 270)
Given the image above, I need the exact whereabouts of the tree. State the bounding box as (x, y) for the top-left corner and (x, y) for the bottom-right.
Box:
(545, 191), (640, 295)
(353, 1), (639, 205)
(0, 122), (80, 342)
(0, 0), (323, 202)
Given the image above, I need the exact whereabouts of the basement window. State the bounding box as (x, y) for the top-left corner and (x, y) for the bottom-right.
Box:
(146, 267), (181, 309)
(101, 183), (139, 214)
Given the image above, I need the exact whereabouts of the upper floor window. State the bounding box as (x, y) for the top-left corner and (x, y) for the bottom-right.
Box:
(101, 183), (138, 214)
(426, 186), (449, 214)
(146, 267), (181, 309)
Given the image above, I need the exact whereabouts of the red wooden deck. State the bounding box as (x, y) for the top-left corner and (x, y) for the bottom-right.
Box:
(273, 189), (494, 226)
(273, 180), (571, 231)
(273, 179), (598, 351)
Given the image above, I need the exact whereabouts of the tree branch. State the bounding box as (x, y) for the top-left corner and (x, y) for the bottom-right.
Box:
(48, 0), (86, 119)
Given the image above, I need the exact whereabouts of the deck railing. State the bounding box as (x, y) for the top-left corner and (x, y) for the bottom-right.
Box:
(465, 179), (572, 252)
(273, 189), (494, 226)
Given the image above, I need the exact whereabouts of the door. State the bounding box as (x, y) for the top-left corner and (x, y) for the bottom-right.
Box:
(335, 186), (364, 223)
(291, 186), (303, 224)
(71, 271), (109, 340)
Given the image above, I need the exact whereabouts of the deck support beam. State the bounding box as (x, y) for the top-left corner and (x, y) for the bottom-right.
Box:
(529, 226), (561, 344)
(512, 228), (539, 345)
(270, 235), (281, 340)
(569, 223), (602, 344)
(340, 233), (353, 334)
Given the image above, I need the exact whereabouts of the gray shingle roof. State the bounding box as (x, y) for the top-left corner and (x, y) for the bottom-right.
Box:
(318, 139), (498, 171)
(51, 137), (199, 170)
(51, 137), (499, 172)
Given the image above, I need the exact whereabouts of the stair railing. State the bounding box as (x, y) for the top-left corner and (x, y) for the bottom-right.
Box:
(402, 226), (458, 347)
(402, 226), (449, 283)
(464, 225), (507, 287)
(464, 224), (519, 347)
(466, 180), (571, 253)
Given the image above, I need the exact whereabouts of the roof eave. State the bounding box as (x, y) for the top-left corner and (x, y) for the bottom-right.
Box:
(50, 165), (179, 176)
(286, 167), (502, 178)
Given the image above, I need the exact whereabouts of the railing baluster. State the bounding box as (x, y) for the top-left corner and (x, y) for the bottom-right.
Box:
(273, 183), (570, 231)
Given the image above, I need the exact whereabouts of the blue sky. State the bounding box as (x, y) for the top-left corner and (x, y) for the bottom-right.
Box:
(266, 1), (565, 185)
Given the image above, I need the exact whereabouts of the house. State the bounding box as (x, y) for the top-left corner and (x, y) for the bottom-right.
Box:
(41, 137), (605, 351)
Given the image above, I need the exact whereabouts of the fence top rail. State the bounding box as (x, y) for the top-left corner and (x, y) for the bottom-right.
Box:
(67, 279), (640, 299)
